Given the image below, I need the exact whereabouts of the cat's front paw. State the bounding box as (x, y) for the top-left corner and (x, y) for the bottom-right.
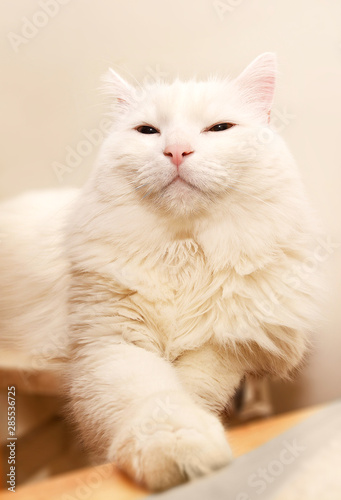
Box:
(109, 392), (233, 491)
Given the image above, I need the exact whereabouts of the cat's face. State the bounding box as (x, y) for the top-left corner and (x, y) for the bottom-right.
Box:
(100, 54), (289, 219)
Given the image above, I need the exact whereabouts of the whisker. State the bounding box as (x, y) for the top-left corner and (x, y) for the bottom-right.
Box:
(142, 189), (154, 199)
(134, 183), (149, 191)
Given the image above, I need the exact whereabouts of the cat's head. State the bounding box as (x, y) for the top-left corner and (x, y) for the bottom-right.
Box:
(97, 53), (293, 220)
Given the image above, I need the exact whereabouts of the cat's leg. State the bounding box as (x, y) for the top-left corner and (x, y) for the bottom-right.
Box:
(68, 338), (232, 491)
(174, 343), (244, 415)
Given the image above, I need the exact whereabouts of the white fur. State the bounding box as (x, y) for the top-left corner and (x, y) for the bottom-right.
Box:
(0, 189), (76, 358)
(0, 54), (321, 490)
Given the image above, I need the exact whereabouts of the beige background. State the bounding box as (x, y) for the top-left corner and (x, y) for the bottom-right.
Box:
(1, 0), (340, 412)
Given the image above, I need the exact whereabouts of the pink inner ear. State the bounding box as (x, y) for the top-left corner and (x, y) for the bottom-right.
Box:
(256, 73), (276, 113)
(235, 53), (277, 121)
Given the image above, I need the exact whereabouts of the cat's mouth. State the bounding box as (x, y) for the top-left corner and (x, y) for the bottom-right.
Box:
(171, 176), (188, 186)
(165, 175), (200, 192)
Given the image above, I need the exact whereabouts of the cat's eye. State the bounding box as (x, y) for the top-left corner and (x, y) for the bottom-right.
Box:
(136, 125), (159, 134)
(207, 123), (235, 132)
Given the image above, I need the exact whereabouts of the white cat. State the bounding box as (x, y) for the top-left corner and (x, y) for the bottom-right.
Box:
(0, 53), (321, 490)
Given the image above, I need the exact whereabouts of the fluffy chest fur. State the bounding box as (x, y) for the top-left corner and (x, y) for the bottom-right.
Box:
(70, 224), (311, 371)
(116, 238), (220, 359)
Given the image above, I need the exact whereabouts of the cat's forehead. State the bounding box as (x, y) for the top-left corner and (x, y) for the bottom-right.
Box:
(132, 79), (244, 124)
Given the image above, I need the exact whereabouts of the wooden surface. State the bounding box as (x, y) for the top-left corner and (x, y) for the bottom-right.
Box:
(0, 405), (321, 499)
(0, 350), (61, 396)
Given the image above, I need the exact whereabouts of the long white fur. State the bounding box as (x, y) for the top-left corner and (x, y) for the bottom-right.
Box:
(0, 54), (320, 490)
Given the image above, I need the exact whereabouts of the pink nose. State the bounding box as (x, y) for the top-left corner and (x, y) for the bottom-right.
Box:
(163, 143), (194, 168)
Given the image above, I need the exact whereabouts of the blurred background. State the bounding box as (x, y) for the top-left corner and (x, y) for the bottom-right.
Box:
(0, 0), (340, 489)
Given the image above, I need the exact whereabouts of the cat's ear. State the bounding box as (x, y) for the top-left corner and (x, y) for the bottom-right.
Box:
(101, 68), (135, 113)
(235, 53), (277, 123)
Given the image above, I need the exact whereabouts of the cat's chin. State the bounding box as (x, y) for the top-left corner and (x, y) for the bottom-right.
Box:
(154, 180), (211, 219)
